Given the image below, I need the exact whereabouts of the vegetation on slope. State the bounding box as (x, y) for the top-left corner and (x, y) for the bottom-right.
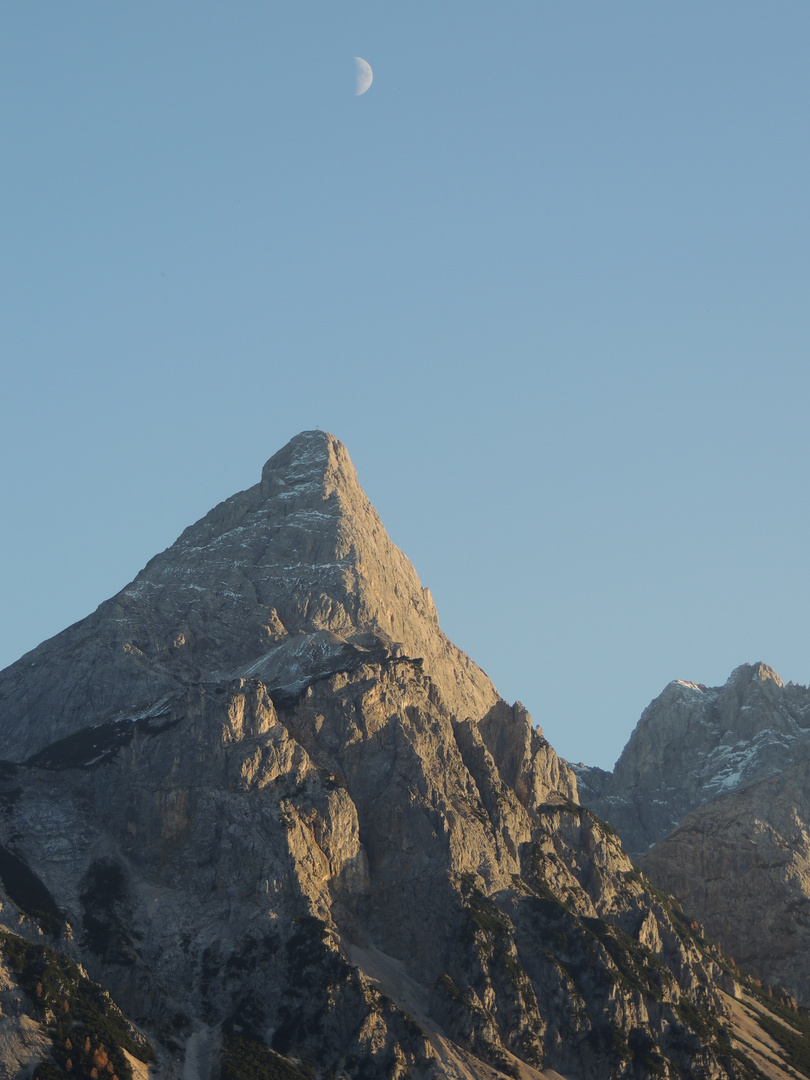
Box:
(0, 931), (154, 1080)
(222, 1018), (314, 1080)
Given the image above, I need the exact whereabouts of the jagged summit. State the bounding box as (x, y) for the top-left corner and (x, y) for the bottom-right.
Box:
(726, 659), (783, 689)
(575, 661), (810, 857)
(0, 431), (497, 761)
(574, 661), (810, 1006)
(163, 430), (366, 562)
(674, 662), (782, 695)
(132, 427), (435, 644)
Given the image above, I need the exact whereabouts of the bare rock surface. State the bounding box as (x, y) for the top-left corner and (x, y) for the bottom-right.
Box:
(0, 431), (498, 763)
(721, 990), (806, 1080)
(0, 954), (50, 1080)
(639, 759), (810, 1005)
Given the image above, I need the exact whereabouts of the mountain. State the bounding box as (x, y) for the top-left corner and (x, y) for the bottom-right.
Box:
(0, 432), (805, 1080)
(0, 430), (497, 763)
(575, 663), (810, 1008)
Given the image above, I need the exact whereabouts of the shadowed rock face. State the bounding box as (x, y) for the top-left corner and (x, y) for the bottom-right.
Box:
(575, 662), (810, 1007)
(638, 760), (810, 1006)
(0, 433), (777, 1079)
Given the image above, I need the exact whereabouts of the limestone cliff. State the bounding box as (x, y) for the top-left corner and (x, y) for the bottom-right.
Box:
(0, 433), (799, 1080)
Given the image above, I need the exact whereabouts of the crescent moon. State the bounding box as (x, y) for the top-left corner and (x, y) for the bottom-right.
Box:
(354, 56), (373, 96)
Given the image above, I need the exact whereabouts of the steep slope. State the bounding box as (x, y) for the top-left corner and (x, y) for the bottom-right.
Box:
(0, 433), (797, 1080)
(0, 673), (754, 1080)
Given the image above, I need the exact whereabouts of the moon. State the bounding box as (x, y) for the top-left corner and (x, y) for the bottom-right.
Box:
(354, 56), (373, 96)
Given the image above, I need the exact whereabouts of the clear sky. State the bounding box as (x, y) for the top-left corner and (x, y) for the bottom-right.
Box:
(2, 3), (809, 770)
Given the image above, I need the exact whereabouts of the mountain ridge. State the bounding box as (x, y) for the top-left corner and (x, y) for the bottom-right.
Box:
(0, 432), (803, 1079)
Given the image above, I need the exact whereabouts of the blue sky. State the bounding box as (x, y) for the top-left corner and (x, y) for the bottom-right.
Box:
(2, 3), (809, 769)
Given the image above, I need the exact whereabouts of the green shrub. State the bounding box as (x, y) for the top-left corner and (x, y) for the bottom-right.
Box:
(222, 1027), (311, 1080)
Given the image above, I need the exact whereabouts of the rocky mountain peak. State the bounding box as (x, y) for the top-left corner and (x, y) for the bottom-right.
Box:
(726, 660), (784, 691)
(576, 662), (810, 857)
(150, 428), (388, 589)
(0, 431), (498, 762)
(574, 660), (810, 1009)
(259, 428), (354, 496)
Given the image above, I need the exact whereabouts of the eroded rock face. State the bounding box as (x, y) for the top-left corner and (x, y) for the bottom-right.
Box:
(0, 433), (774, 1079)
(0, 668), (741, 1080)
(639, 761), (810, 1006)
(575, 663), (810, 857)
(0, 431), (498, 763)
(575, 662), (810, 1007)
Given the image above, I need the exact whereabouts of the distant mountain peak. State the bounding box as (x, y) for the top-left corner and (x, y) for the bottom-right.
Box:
(577, 661), (810, 858)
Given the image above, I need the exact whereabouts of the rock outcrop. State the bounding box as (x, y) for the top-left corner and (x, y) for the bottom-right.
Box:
(0, 433), (801, 1079)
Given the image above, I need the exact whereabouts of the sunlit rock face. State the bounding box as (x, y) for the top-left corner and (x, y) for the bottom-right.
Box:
(575, 662), (810, 1006)
(0, 433), (773, 1079)
(0, 431), (498, 763)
